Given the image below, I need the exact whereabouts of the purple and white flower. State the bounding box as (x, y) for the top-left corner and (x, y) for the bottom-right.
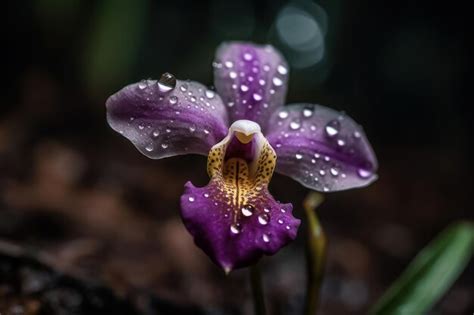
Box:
(106, 42), (377, 272)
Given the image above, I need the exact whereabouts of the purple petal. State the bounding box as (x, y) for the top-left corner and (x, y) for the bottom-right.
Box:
(180, 181), (299, 272)
(265, 104), (378, 192)
(213, 42), (289, 131)
(106, 76), (229, 158)
(180, 120), (300, 271)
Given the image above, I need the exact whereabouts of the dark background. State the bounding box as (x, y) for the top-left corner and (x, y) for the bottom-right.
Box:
(2, 0), (472, 314)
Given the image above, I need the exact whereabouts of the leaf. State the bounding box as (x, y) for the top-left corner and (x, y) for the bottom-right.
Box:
(370, 221), (474, 315)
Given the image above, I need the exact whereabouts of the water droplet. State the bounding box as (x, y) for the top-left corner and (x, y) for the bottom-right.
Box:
(145, 144), (154, 152)
(303, 108), (313, 117)
(262, 234), (270, 243)
(152, 130), (160, 137)
(258, 213), (269, 225)
(161, 143), (169, 149)
(290, 121), (301, 130)
(169, 96), (178, 104)
(325, 120), (340, 137)
(205, 90), (215, 99)
(358, 168), (373, 178)
(212, 61), (222, 68)
(166, 128), (171, 133)
(295, 153), (303, 160)
(319, 170), (326, 176)
(240, 84), (249, 92)
(323, 186), (330, 192)
(259, 79), (266, 86)
(263, 208), (270, 213)
(138, 125), (145, 130)
(278, 111), (289, 119)
(158, 72), (176, 92)
(203, 193), (209, 198)
(203, 129), (210, 135)
(310, 125), (316, 131)
(227, 101), (234, 107)
(180, 84), (188, 92)
(225, 61), (234, 68)
(353, 131), (361, 138)
(230, 224), (241, 234)
(278, 219), (284, 224)
(337, 139), (346, 146)
(263, 64), (270, 72)
(138, 80), (148, 89)
(330, 167), (339, 176)
(190, 96), (196, 102)
(281, 208), (286, 213)
(253, 93), (262, 101)
(241, 205), (254, 217)
(272, 77), (283, 86)
(277, 65), (288, 75)
(243, 52), (253, 61)
(285, 225), (291, 230)
(189, 125), (196, 132)
(188, 196), (195, 202)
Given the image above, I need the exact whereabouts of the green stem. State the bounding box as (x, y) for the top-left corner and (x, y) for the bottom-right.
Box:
(303, 192), (327, 315)
(250, 264), (266, 315)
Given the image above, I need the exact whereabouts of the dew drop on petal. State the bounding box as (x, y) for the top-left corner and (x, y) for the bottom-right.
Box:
(337, 139), (346, 146)
(152, 130), (160, 137)
(277, 65), (288, 75)
(278, 111), (289, 119)
(358, 168), (373, 178)
(205, 90), (215, 99)
(330, 167), (339, 176)
(290, 121), (301, 130)
(303, 108), (313, 118)
(272, 77), (283, 87)
(353, 131), (361, 138)
(240, 84), (249, 92)
(262, 234), (270, 243)
(285, 225), (291, 230)
(145, 144), (154, 152)
(319, 170), (326, 176)
(253, 93), (262, 101)
(161, 143), (169, 149)
(278, 219), (284, 224)
(188, 196), (195, 202)
(263, 208), (270, 213)
(241, 205), (254, 217)
(169, 96), (178, 104)
(295, 153), (303, 160)
(138, 80), (147, 89)
(203, 193), (209, 198)
(229, 71), (237, 79)
(230, 224), (241, 234)
(258, 213), (269, 225)
(243, 52), (253, 61)
(225, 61), (234, 68)
(325, 120), (340, 137)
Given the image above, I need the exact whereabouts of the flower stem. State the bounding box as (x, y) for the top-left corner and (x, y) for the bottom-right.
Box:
(303, 192), (327, 315)
(250, 264), (266, 315)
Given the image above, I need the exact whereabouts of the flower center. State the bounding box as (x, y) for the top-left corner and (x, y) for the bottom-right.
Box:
(207, 120), (277, 212)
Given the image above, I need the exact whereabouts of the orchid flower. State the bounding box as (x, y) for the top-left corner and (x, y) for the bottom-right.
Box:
(106, 42), (377, 273)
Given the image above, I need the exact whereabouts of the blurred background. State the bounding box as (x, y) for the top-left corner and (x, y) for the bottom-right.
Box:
(2, 0), (472, 314)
